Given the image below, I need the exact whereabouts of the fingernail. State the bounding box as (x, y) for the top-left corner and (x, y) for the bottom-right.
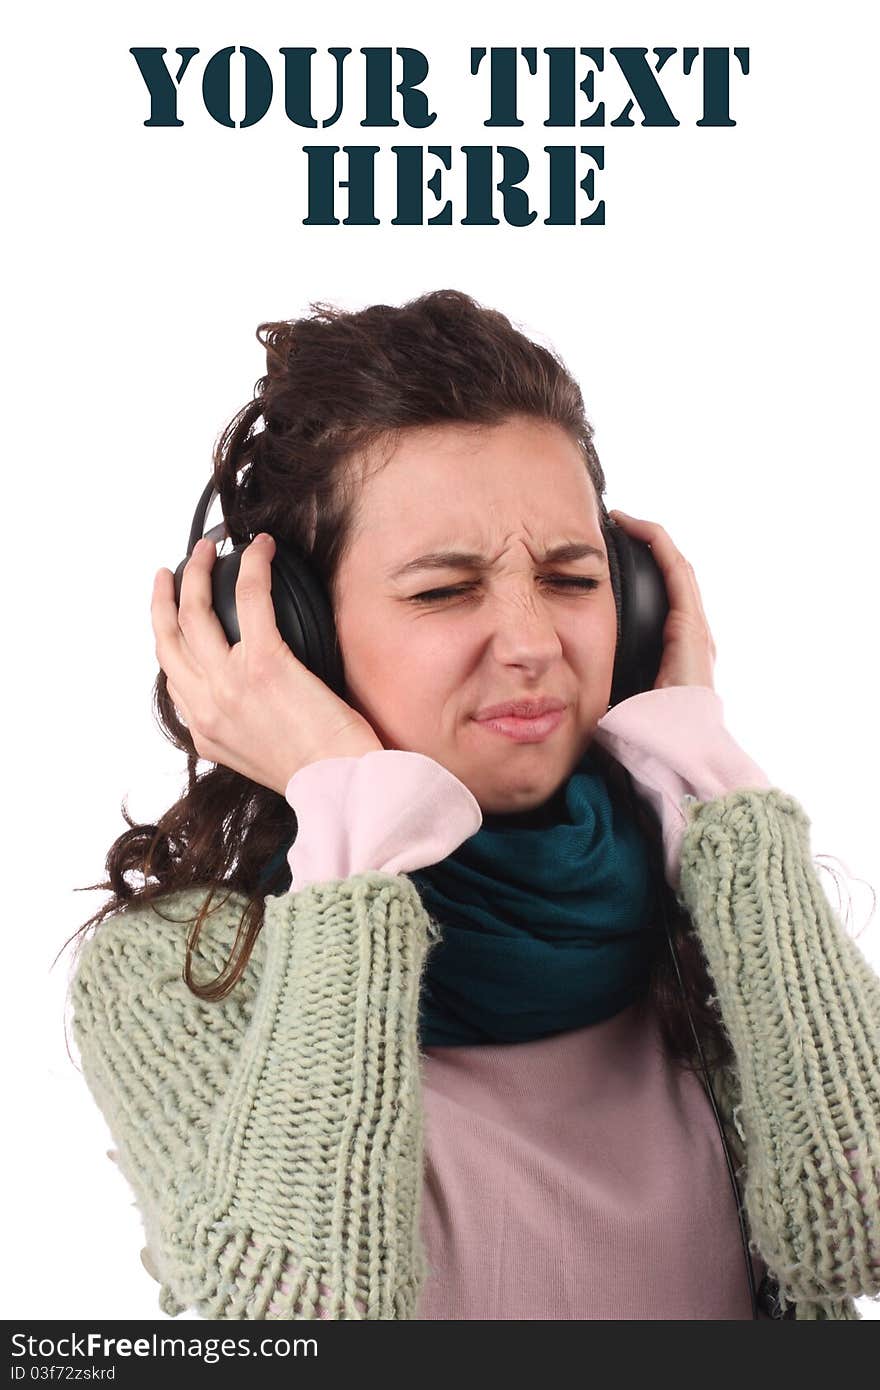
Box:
(254, 533), (272, 545)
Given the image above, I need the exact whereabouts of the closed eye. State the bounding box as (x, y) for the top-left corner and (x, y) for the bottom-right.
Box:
(409, 577), (601, 603)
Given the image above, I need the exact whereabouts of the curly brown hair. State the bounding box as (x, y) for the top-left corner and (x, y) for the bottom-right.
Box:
(64, 288), (733, 1075)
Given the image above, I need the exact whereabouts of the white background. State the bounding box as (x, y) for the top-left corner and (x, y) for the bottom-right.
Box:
(6, 1), (878, 1321)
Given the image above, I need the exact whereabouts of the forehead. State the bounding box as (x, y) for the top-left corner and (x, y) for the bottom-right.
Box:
(349, 418), (598, 544)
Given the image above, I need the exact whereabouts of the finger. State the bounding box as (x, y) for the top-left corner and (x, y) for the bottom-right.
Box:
(151, 568), (200, 692)
(175, 537), (233, 670)
(608, 512), (708, 625)
(234, 534), (286, 666)
(166, 679), (190, 728)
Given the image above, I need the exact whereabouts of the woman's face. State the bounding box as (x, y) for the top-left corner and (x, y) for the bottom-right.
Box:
(332, 415), (618, 814)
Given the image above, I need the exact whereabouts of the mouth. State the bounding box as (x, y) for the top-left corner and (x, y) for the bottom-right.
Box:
(475, 697), (566, 721)
(473, 708), (567, 743)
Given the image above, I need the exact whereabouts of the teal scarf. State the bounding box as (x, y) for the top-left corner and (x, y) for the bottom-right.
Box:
(407, 749), (658, 1047)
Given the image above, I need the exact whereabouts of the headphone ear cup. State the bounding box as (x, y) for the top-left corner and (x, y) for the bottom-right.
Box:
(602, 518), (669, 707)
(269, 540), (347, 699)
(173, 538), (347, 700)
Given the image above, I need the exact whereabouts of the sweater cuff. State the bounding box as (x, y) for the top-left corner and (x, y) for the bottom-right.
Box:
(284, 750), (483, 891)
(593, 686), (772, 890)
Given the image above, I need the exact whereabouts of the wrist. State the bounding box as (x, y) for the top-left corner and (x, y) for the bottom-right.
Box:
(284, 732), (384, 790)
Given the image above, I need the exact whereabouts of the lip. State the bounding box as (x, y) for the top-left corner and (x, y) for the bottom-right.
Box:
(474, 708), (567, 743)
(475, 697), (566, 721)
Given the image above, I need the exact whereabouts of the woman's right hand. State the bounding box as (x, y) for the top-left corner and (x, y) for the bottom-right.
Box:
(152, 533), (384, 797)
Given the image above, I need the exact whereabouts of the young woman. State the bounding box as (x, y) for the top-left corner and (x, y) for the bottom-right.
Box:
(68, 290), (880, 1320)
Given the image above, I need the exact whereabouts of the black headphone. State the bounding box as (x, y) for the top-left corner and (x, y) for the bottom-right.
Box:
(173, 477), (790, 1320)
(173, 478), (670, 709)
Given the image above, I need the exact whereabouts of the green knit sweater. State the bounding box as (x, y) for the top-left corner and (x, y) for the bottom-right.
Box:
(69, 788), (880, 1320)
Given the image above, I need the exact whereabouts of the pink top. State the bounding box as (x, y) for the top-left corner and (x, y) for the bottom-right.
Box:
(284, 686), (773, 1320)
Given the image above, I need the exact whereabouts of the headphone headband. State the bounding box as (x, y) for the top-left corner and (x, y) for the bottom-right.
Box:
(187, 480), (227, 554)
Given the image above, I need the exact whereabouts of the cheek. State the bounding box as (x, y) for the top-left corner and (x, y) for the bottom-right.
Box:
(338, 609), (391, 691)
(568, 592), (618, 664)
(339, 598), (431, 669)
(600, 599), (619, 666)
(336, 600), (445, 714)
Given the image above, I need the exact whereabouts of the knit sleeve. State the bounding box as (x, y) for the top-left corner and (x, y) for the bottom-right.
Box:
(69, 873), (433, 1319)
(678, 787), (880, 1307)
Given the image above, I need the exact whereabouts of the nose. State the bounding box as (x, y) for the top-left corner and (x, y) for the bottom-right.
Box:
(483, 584), (564, 671)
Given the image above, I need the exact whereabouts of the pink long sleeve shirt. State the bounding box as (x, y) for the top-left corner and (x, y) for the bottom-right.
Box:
(284, 687), (773, 1320)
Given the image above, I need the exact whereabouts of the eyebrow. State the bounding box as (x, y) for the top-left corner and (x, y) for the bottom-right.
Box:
(388, 541), (606, 581)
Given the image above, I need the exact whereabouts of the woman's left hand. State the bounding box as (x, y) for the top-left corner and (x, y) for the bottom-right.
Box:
(608, 510), (717, 691)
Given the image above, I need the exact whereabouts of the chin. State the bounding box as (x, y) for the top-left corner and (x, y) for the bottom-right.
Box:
(475, 765), (573, 814)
